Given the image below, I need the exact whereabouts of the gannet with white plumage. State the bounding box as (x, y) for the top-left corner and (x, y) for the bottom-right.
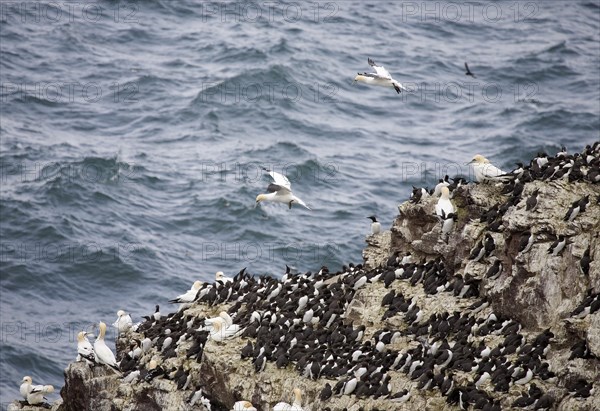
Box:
(468, 155), (509, 183)
(112, 310), (133, 334)
(232, 400), (258, 411)
(255, 169), (311, 210)
(273, 388), (304, 411)
(20, 376), (33, 400)
(76, 331), (96, 365)
(354, 58), (407, 94)
(435, 186), (455, 218)
(93, 321), (121, 374)
(169, 280), (203, 303)
(26, 384), (54, 405)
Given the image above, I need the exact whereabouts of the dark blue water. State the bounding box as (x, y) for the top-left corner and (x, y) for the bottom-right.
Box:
(1, 0), (599, 404)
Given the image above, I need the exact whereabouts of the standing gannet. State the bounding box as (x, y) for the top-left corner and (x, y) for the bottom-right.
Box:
(20, 376), (33, 400)
(354, 58), (406, 94)
(112, 310), (133, 334)
(255, 169), (311, 210)
(435, 187), (455, 218)
(169, 280), (203, 303)
(76, 331), (96, 365)
(27, 384), (54, 405)
(468, 155), (508, 183)
(273, 388), (304, 411)
(93, 322), (121, 374)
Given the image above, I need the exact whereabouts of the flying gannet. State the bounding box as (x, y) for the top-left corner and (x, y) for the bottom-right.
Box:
(354, 58), (406, 94)
(255, 169), (311, 210)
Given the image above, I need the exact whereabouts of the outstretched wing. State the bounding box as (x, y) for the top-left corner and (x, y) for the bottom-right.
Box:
(266, 170), (291, 191)
(368, 58), (392, 79)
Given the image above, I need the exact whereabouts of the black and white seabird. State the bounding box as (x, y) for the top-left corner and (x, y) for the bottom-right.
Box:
(525, 189), (539, 211)
(518, 231), (535, 254)
(547, 235), (569, 256)
(367, 216), (381, 235)
(580, 245), (591, 276)
(464, 62), (476, 78)
(485, 260), (503, 281)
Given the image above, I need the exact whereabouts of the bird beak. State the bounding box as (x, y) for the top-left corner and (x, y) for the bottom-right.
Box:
(466, 160), (474, 165)
(254, 201), (259, 209)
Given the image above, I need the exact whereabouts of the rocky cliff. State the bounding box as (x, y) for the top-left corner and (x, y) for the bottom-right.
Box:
(10, 144), (600, 411)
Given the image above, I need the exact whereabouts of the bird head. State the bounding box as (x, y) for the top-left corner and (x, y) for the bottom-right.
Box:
(117, 310), (126, 317)
(98, 321), (107, 338)
(22, 376), (32, 384)
(354, 74), (366, 83)
(367, 216), (378, 223)
(255, 194), (267, 207)
(467, 154), (489, 165)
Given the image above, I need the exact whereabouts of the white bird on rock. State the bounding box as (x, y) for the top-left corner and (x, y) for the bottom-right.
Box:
(232, 400), (258, 411)
(468, 155), (509, 183)
(112, 310), (133, 334)
(27, 384), (54, 405)
(273, 388), (304, 411)
(77, 331), (96, 365)
(169, 280), (203, 303)
(93, 321), (121, 374)
(20, 376), (33, 400)
(435, 186), (455, 218)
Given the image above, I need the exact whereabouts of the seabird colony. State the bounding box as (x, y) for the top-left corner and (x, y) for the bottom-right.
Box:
(15, 143), (599, 411)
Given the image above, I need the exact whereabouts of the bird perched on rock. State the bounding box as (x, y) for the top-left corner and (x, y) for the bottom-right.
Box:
(76, 331), (96, 365)
(232, 400), (257, 411)
(273, 388), (304, 411)
(519, 231), (535, 254)
(564, 195), (589, 222)
(93, 321), (121, 374)
(468, 155), (509, 183)
(547, 235), (570, 256)
(526, 189), (540, 211)
(367, 216), (381, 235)
(112, 310), (133, 334)
(435, 187), (455, 219)
(26, 384), (54, 405)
